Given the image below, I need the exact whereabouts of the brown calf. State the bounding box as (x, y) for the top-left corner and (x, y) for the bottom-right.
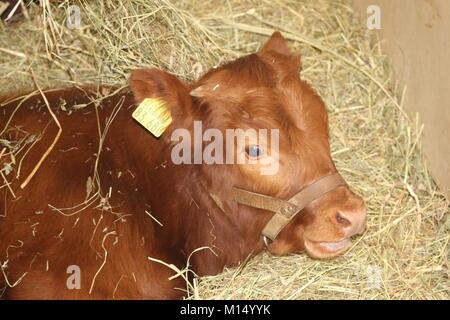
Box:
(0, 32), (366, 299)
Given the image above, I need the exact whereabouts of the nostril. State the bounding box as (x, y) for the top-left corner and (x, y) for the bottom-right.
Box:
(335, 212), (351, 226)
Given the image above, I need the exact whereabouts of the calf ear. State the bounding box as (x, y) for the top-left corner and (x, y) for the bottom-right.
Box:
(259, 31), (291, 56)
(258, 31), (302, 75)
(129, 68), (192, 119)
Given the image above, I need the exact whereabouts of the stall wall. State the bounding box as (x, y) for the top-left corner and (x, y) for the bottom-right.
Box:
(352, 0), (450, 199)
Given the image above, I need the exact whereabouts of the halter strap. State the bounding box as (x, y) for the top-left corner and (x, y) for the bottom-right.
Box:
(210, 173), (347, 241)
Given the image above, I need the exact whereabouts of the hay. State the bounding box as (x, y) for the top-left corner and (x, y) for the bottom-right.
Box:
(0, 0), (448, 299)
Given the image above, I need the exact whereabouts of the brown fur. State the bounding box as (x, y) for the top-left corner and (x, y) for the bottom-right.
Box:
(0, 32), (366, 299)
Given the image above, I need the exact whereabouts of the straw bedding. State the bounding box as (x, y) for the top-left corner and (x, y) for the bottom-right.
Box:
(0, 0), (448, 299)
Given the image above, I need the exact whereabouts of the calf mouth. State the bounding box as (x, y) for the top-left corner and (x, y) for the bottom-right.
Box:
(304, 238), (352, 259)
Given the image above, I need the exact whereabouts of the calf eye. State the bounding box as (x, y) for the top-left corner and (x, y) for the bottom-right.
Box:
(245, 145), (264, 158)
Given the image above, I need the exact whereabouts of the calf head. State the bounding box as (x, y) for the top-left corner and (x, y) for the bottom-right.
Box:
(129, 32), (366, 260)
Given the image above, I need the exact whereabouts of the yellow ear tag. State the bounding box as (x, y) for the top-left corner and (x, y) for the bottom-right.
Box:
(132, 98), (172, 138)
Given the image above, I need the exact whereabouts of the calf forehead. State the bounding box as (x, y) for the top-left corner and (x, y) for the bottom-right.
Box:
(197, 55), (329, 144)
(197, 57), (290, 120)
(214, 53), (277, 87)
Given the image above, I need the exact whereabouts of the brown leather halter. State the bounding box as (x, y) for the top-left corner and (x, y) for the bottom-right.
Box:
(210, 173), (347, 242)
